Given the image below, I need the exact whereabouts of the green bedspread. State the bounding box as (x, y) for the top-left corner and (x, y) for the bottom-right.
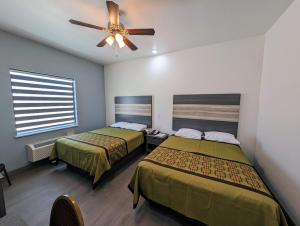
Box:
(129, 136), (287, 226)
(50, 127), (144, 184)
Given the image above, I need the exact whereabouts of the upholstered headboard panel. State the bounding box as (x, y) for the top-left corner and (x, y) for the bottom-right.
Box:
(114, 96), (152, 128)
(172, 94), (241, 137)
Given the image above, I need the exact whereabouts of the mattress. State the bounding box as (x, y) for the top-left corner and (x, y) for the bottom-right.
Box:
(129, 136), (287, 226)
(50, 127), (144, 184)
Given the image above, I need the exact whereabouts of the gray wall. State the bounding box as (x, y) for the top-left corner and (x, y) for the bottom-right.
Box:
(0, 30), (106, 171)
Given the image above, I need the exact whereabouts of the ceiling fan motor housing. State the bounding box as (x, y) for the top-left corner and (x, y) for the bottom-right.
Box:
(108, 22), (128, 36)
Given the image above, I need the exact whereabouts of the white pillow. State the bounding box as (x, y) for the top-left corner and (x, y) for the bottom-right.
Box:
(204, 131), (240, 145)
(110, 122), (128, 129)
(175, 128), (202, 140)
(125, 123), (147, 131)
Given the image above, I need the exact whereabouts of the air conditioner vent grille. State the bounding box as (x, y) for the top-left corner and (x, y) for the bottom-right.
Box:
(27, 137), (62, 162)
(33, 139), (57, 148)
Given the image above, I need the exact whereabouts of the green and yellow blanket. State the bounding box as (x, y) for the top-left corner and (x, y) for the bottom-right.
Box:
(50, 127), (144, 184)
(129, 136), (287, 226)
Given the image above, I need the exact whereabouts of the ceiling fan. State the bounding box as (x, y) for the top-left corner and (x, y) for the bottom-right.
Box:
(69, 1), (155, 51)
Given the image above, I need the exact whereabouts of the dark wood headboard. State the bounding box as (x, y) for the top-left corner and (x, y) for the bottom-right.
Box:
(172, 94), (241, 137)
(114, 96), (152, 128)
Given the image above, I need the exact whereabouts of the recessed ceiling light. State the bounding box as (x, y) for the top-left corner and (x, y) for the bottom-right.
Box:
(152, 49), (158, 54)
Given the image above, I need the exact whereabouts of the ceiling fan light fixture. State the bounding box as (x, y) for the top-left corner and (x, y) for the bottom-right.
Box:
(106, 35), (115, 46)
(118, 39), (126, 48)
(115, 33), (125, 48)
(115, 33), (123, 42)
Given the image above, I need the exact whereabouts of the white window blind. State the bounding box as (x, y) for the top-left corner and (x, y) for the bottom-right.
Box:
(10, 69), (78, 137)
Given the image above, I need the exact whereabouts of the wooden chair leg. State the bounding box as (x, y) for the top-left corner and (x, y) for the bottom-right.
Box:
(3, 167), (11, 186)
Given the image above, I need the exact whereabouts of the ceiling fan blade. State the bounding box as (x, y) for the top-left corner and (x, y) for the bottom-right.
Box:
(69, 19), (106, 31)
(123, 37), (138, 51)
(97, 37), (109, 47)
(127, 29), (155, 36)
(106, 1), (120, 25)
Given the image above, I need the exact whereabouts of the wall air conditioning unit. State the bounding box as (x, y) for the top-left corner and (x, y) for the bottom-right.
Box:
(26, 137), (61, 162)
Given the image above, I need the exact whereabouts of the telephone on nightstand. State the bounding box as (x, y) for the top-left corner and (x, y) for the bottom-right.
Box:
(146, 129), (160, 135)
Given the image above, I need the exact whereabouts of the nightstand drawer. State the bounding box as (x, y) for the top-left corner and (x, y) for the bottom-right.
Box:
(147, 133), (168, 145)
(146, 133), (168, 153)
(147, 136), (165, 146)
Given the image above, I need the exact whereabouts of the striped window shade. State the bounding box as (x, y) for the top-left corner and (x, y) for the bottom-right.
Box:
(10, 69), (78, 137)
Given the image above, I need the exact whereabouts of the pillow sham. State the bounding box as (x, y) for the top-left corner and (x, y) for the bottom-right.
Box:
(175, 128), (202, 140)
(125, 123), (147, 131)
(110, 122), (128, 128)
(204, 131), (240, 145)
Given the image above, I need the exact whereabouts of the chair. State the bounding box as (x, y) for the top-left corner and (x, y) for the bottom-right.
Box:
(0, 164), (11, 186)
(50, 195), (84, 226)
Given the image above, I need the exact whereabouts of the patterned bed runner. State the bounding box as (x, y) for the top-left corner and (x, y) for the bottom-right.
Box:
(66, 132), (127, 165)
(143, 146), (273, 199)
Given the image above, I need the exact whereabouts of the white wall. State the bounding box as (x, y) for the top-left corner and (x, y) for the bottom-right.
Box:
(256, 1), (300, 224)
(105, 36), (265, 161)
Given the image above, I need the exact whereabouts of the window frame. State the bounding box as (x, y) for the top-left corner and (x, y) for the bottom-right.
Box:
(9, 69), (79, 138)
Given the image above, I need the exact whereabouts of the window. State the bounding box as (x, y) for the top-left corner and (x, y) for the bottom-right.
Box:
(10, 69), (78, 137)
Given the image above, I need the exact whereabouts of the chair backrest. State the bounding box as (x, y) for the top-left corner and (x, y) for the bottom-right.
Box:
(50, 194), (84, 226)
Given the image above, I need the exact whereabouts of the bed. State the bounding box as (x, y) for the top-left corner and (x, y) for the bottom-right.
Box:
(129, 94), (287, 226)
(50, 95), (152, 187)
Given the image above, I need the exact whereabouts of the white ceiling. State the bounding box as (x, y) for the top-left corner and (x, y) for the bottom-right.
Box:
(0, 0), (293, 65)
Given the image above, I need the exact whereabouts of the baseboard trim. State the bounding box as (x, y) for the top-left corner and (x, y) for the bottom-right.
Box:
(8, 159), (50, 178)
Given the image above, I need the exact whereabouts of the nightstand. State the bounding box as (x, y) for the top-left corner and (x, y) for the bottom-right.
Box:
(146, 133), (168, 153)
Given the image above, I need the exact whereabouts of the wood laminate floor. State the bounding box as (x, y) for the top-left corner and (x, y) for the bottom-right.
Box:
(3, 153), (204, 226)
